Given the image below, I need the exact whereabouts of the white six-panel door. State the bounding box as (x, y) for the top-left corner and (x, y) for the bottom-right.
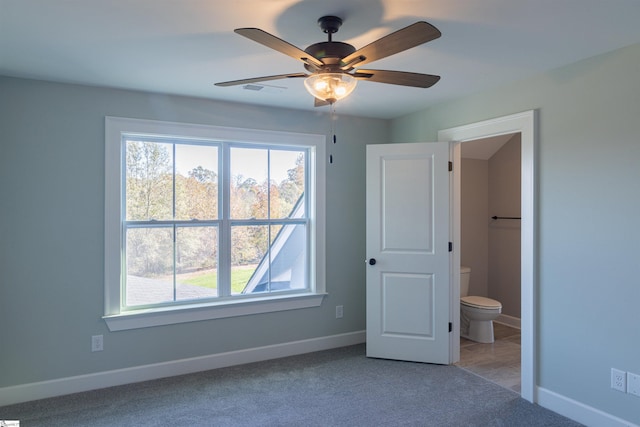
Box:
(366, 142), (451, 364)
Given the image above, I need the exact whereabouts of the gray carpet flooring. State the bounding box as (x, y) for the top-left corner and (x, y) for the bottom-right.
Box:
(1, 344), (582, 426)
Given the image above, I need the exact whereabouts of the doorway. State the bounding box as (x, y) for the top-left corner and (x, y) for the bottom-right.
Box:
(457, 133), (522, 392)
(438, 110), (536, 403)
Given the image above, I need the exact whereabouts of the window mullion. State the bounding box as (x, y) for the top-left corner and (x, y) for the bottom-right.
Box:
(173, 224), (177, 302)
(219, 143), (231, 297)
(267, 149), (271, 293)
(172, 144), (177, 302)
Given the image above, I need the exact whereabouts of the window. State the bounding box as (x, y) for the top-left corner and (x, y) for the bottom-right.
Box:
(104, 117), (326, 331)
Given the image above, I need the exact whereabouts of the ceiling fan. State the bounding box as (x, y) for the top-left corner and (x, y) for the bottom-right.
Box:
(215, 16), (441, 106)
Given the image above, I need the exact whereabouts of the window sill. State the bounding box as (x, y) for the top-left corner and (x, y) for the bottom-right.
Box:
(103, 293), (327, 331)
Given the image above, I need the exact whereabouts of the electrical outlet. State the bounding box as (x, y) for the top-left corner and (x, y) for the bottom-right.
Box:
(627, 372), (640, 397)
(611, 368), (626, 392)
(91, 335), (103, 352)
(335, 305), (343, 319)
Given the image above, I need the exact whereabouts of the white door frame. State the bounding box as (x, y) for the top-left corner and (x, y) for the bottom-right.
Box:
(438, 110), (537, 403)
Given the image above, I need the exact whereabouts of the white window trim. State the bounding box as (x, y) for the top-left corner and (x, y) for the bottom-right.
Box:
(104, 117), (326, 331)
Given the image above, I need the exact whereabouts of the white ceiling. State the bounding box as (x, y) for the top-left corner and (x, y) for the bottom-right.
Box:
(2, 0), (640, 119)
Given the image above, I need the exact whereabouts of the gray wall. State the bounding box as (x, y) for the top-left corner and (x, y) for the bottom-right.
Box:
(0, 77), (389, 388)
(391, 43), (640, 424)
(460, 158), (489, 296)
(488, 136), (521, 318)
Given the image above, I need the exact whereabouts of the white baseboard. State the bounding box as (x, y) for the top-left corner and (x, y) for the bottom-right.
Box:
(495, 314), (521, 329)
(537, 387), (639, 427)
(0, 330), (366, 407)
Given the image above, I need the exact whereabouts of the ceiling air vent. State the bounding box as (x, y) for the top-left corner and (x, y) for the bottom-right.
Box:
(242, 84), (286, 93)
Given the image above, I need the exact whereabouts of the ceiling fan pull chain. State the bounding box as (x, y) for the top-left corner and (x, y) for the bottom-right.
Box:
(330, 103), (337, 164)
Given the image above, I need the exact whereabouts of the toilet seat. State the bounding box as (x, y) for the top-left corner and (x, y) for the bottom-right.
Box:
(461, 296), (502, 310)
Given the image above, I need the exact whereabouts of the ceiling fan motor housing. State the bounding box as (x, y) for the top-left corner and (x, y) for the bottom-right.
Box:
(304, 42), (356, 71)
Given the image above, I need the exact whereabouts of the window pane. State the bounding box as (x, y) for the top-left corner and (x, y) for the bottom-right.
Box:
(175, 144), (219, 220)
(125, 226), (174, 306)
(232, 223), (308, 295)
(125, 140), (173, 221)
(176, 226), (218, 300)
(230, 147), (268, 219)
(231, 225), (268, 294)
(270, 150), (306, 219)
(269, 224), (307, 291)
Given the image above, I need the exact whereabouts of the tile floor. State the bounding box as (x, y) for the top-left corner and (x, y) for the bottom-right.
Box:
(456, 322), (521, 393)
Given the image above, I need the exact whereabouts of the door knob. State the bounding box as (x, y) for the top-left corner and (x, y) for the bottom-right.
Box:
(367, 258), (377, 265)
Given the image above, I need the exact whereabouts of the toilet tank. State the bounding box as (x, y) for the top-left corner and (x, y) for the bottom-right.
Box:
(460, 266), (471, 297)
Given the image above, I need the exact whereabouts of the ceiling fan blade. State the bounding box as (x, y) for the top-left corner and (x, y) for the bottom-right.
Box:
(235, 28), (324, 69)
(341, 22), (441, 68)
(215, 73), (307, 87)
(353, 69), (440, 88)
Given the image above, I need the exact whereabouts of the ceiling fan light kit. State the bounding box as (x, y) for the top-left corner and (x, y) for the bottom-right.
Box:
(215, 15), (441, 105)
(304, 72), (357, 104)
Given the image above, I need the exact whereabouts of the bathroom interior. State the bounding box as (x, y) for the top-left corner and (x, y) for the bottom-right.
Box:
(456, 132), (522, 393)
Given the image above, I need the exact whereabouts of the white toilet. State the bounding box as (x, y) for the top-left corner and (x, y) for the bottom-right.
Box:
(460, 266), (502, 343)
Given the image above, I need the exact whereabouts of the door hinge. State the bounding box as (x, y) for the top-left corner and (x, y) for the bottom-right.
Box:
(449, 322), (453, 333)
(448, 242), (453, 252)
(448, 161), (453, 171)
